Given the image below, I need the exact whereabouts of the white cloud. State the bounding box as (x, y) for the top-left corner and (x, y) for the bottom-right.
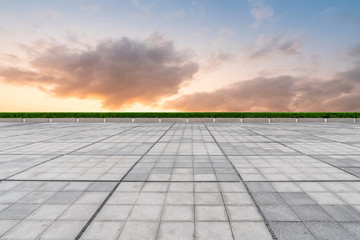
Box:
(79, 0), (100, 15)
(249, 0), (274, 28)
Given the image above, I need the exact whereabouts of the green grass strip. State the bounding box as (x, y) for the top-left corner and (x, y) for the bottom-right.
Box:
(0, 112), (359, 118)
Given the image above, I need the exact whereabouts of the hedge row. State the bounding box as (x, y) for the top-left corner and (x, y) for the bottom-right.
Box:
(0, 112), (359, 118)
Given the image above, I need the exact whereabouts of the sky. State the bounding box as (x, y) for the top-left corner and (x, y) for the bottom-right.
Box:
(0, 0), (360, 112)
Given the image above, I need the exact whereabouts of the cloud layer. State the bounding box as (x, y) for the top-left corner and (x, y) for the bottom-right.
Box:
(0, 34), (199, 109)
(246, 34), (301, 60)
(165, 61), (360, 112)
(249, 0), (274, 28)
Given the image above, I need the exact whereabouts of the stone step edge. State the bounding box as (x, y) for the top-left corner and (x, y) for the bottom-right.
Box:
(0, 118), (358, 123)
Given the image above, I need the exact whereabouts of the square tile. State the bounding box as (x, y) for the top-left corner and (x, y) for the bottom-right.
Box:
(195, 193), (223, 205)
(232, 222), (272, 240)
(158, 222), (194, 240)
(118, 221), (158, 240)
(81, 221), (124, 240)
(227, 205), (262, 221)
(2, 220), (51, 239)
(39, 220), (86, 239)
(196, 205), (228, 221)
(291, 205), (334, 221)
(128, 205), (162, 221)
(269, 222), (315, 240)
(162, 205), (193, 221)
(305, 222), (357, 240)
(196, 222), (233, 240)
(260, 205), (300, 221)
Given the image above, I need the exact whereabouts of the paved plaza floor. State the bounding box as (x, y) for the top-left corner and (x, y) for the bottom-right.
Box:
(0, 122), (359, 240)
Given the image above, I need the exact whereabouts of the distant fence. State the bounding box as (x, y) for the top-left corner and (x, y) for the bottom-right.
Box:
(0, 118), (358, 123)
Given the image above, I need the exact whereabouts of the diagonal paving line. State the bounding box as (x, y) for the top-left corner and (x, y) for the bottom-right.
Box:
(204, 142), (237, 239)
(307, 155), (360, 180)
(231, 122), (360, 180)
(1, 123), (147, 181)
(0, 122), (126, 155)
(4, 179), (119, 183)
(0, 122), (41, 128)
(74, 122), (175, 240)
(203, 123), (278, 240)
(0, 122), (102, 140)
(291, 130), (360, 180)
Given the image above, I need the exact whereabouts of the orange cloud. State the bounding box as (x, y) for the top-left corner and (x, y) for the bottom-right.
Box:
(165, 61), (360, 112)
(0, 34), (199, 109)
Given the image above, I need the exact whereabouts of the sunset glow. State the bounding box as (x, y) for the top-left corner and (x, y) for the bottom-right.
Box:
(1, 0), (360, 112)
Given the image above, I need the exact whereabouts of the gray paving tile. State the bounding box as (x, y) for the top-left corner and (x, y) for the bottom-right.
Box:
(196, 222), (233, 240)
(291, 205), (334, 221)
(118, 221), (158, 240)
(260, 205), (300, 221)
(96, 205), (133, 221)
(195, 205), (228, 221)
(340, 222), (360, 239)
(246, 182), (277, 192)
(321, 205), (360, 221)
(227, 205), (262, 221)
(39, 220), (87, 239)
(304, 222), (357, 240)
(46, 191), (82, 204)
(162, 205), (194, 221)
(128, 205), (163, 221)
(166, 193), (194, 205)
(2, 219), (51, 239)
(59, 204), (99, 220)
(0, 122), (359, 240)
(158, 222), (194, 240)
(26, 204), (68, 220)
(81, 221), (123, 240)
(0, 220), (19, 236)
(195, 193), (223, 205)
(231, 222), (273, 240)
(280, 192), (317, 205)
(0, 203), (39, 220)
(253, 192), (286, 205)
(269, 222), (315, 240)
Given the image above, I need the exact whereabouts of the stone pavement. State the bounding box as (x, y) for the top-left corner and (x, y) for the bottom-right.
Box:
(0, 122), (359, 239)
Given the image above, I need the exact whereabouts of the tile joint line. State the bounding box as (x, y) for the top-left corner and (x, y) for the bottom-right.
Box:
(73, 122), (175, 240)
(202, 122), (278, 240)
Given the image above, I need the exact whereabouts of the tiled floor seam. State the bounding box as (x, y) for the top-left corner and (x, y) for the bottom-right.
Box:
(2, 123), (147, 181)
(3, 179), (120, 183)
(74, 123), (175, 240)
(113, 179), (148, 239)
(310, 155), (360, 180)
(208, 161), (237, 239)
(154, 179), (171, 239)
(3, 179), (359, 183)
(232, 123), (360, 181)
(294, 130), (360, 179)
(0, 122), (42, 128)
(203, 123), (278, 240)
(0, 180), (69, 238)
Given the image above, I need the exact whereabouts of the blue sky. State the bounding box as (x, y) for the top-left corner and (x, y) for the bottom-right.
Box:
(0, 0), (360, 111)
